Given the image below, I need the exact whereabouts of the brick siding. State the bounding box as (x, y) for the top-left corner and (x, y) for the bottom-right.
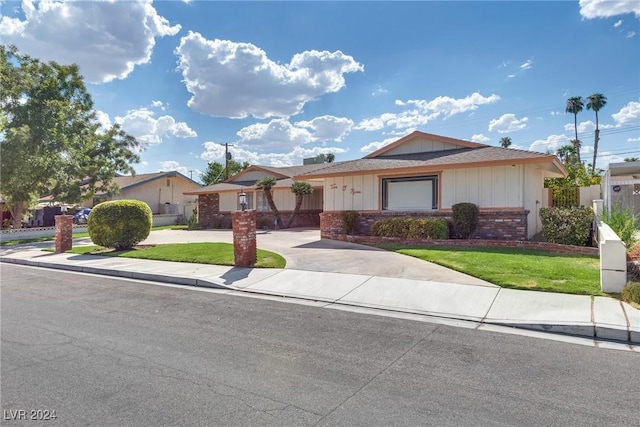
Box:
(232, 210), (257, 267)
(320, 209), (529, 241)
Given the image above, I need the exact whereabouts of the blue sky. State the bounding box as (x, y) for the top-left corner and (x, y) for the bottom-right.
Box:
(1, 0), (639, 182)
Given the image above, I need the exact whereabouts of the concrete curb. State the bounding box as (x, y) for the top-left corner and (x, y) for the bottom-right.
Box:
(2, 257), (638, 346)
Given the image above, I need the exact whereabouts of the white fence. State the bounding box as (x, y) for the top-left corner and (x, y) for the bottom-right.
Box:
(0, 214), (183, 241)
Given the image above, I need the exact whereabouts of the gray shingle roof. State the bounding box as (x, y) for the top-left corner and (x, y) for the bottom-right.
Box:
(297, 147), (562, 178)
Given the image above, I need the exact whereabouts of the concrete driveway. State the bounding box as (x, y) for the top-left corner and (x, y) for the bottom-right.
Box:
(141, 228), (494, 287)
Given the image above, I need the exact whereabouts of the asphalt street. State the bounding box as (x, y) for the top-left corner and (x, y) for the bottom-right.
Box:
(2, 265), (639, 426)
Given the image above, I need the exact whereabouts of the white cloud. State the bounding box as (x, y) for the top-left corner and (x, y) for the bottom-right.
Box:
(359, 131), (413, 154)
(614, 19), (623, 27)
(295, 116), (353, 141)
(115, 107), (197, 146)
(372, 85), (388, 96)
(200, 141), (347, 167)
(488, 113), (529, 133)
(159, 160), (189, 176)
(175, 31), (363, 119)
(519, 59), (534, 70)
(94, 110), (112, 132)
(0, 0), (180, 84)
(628, 137), (640, 142)
(356, 92), (500, 131)
(579, 0), (640, 19)
(471, 134), (490, 143)
(627, 31), (636, 38)
(529, 134), (571, 154)
(611, 101), (640, 126)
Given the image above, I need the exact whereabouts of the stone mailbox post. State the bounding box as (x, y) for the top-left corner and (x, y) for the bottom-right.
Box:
(232, 210), (256, 268)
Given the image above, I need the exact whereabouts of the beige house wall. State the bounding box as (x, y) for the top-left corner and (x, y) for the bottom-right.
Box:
(235, 171), (273, 182)
(323, 174), (378, 211)
(108, 176), (199, 214)
(382, 137), (463, 156)
(440, 165), (524, 208)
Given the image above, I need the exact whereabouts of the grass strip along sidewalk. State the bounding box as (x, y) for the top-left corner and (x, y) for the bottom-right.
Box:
(65, 242), (286, 269)
(379, 244), (601, 296)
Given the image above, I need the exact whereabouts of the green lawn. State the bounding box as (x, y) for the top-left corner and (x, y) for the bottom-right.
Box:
(65, 242), (286, 269)
(380, 244), (602, 296)
(0, 225), (187, 246)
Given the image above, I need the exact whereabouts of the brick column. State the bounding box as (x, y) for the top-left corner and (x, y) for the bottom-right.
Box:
(232, 210), (256, 268)
(55, 215), (73, 253)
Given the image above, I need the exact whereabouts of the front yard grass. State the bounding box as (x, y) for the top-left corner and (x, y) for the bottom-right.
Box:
(379, 244), (602, 296)
(64, 242), (286, 269)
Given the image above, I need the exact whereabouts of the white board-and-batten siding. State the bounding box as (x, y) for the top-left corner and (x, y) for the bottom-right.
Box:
(322, 165), (535, 211)
(382, 138), (462, 156)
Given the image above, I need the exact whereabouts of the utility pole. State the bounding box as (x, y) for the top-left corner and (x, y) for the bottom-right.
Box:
(224, 143), (233, 180)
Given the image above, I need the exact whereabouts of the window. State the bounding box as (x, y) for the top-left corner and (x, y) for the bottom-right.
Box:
(257, 192), (270, 212)
(166, 179), (171, 187)
(382, 176), (438, 210)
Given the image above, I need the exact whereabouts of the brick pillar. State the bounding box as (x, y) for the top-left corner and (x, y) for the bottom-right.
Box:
(232, 210), (257, 268)
(55, 215), (73, 253)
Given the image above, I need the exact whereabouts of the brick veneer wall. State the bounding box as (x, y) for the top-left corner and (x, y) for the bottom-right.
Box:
(54, 215), (73, 253)
(197, 194), (220, 228)
(232, 210), (257, 267)
(320, 209), (530, 241)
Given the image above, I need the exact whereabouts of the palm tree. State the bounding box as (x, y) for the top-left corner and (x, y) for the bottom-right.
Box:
(255, 177), (283, 228)
(570, 139), (582, 158)
(587, 93), (607, 177)
(325, 153), (335, 163)
(556, 144), (578, 164)
(565, 96), (584, 163)
(287, 182), (313, 228)
(499, 137), (512, 148)
(624, 157), (639, 162)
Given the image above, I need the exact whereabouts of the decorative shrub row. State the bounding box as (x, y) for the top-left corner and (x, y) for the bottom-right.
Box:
(370, 217), (449, 239)
(88, 200), (152, 250)
(452, 202), (479, 239)
(540, 207), (594, 246)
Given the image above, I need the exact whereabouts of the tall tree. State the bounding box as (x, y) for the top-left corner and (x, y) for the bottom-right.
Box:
(587, 93), (607, 177)
(255, 177), (283, 228)
(624, 157), (639, 162)
(200, 160), (249, 186)
(0, 45), (139, 228)
(325, 153), (335, 163)
(499, 137), (512, 148)
(565, 96), (584, 164)
(286, 182), (313, 228)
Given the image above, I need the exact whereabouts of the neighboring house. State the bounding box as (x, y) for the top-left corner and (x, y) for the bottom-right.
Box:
(602, 161), (640, 217)
(296, 131), (567, 240)
(184, 164), (326, 228)
(86, 171), (202, 215)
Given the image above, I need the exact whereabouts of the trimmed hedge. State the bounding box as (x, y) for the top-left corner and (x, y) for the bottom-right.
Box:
(539, 206), (594, 246)
(88, 200), (153, 250)
(621, 282), (640, 305)
(452, 202), (479, 239)
(370, 217), (449, 239)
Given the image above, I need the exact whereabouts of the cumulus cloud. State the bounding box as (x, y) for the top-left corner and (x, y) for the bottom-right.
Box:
(471, 134), (490, 143)
(356, 92), (500, 131)
(529, 134), (571, 154)
(628, 137), (640, 142)
(201, 141), (348, 167)
(115, 107), (197, 147)
(612, 101), (640, 126)
(579, 0), (640, 19)
(159, 160), (190, 176)
(359, 131), (415, 154)
(175, 31), (363, 119)
(488, 113), (529, 133)
(0, 0), (180, 83)
(295, 116), (353, 141)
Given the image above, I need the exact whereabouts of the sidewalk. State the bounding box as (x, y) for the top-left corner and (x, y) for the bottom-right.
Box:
(1, 246), (639, 347)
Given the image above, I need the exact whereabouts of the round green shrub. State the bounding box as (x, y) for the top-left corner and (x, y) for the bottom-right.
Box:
(88, 200), (152, 250)
(621, 282), (640, 305)
(452, 202), (479, 239)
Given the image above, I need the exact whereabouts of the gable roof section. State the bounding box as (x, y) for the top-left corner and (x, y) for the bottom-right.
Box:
(298, 146), (567, 179)
(95, 171), (201, 196)
(185, 163), (329, 195)
(365, 130), (484, 159)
